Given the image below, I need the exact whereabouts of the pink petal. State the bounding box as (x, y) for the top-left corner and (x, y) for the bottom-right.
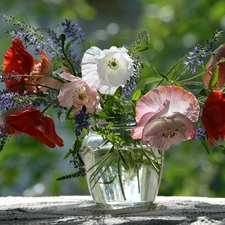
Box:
(132, 100), (170, 139)
(142, 112), (196, 150)
(58, 82), (75, 109)
(135, 86), (199, 123)
(60, 72), (77, 81)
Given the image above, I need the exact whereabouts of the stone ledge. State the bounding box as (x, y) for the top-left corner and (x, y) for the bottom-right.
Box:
(0, 196), (224, 224)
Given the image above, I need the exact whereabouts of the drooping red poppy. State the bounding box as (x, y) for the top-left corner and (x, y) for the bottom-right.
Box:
(204, 43), (225, 88)
(202, 90), (225, 146)
(2, 38), (60, 93)
(3, 106), (64, 148)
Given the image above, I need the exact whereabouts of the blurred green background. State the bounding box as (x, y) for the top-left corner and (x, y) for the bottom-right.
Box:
(0, 0), (225, 197)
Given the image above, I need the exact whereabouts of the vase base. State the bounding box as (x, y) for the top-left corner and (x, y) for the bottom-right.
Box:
(95, 201), (154, 209)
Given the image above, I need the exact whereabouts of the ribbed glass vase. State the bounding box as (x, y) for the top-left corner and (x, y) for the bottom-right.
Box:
(82, 121), (164, 208)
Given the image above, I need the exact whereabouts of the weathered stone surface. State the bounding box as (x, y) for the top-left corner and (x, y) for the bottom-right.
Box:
(0, 196), (225, 224)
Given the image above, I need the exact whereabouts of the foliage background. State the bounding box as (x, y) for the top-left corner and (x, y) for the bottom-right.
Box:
(0, 0), (225, 197)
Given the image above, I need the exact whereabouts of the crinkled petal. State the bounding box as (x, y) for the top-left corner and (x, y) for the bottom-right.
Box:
(58, 76), (100, 113)
(4, 107), (64, 148)
(135, 86), (199, 123)
(81, 46), (133, 95)
(81, 46), (102, 90)
(202, 90), (225, 145)
(3, 38), (34, 92)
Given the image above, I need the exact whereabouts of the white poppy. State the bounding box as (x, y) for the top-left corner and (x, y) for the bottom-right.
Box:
(81, 46), (134, 95)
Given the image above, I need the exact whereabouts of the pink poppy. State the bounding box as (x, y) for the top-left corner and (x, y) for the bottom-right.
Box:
(204, 43), (225, 88)
(57, 72), (100, 113)
(131, 86), (200, 150)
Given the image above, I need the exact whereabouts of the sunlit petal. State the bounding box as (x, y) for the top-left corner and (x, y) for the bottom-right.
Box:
(4, 107), (64, 148)
(202, 90), (225, 145)
(81, 46), (134, 95)
(132, 86), (200, 150)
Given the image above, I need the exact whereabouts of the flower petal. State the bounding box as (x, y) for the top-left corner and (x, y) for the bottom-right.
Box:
(132, 86), (199, 150)
(3, 38), (34, 92)
(131, 100), (170, 140)
(4, 107), (64, 148)
(202, 90), (225, 145)
(135, 86), (199, 123)
(57, 75), (100, 113)
(204, 43), (225, 88)
(81, 46), (134, 95)
(142, 112), (197, 150)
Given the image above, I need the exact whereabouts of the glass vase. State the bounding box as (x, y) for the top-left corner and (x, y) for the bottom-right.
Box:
(82, 121), (164, 208)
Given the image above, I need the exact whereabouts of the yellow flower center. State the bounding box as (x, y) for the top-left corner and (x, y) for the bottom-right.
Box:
(162, 128), (178, 139)
(107, 58), (120, 70)
(72, 86), (89, 105)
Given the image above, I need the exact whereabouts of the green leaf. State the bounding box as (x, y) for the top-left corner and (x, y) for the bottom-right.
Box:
(74, 138), (82, 154)
(208, 65), (219, 88)
(65, 41), (72, 55)
(132, 30), (150, 53)
(107, 122), (114, 129)
(63, 150), (72, 159)
(170, 70), (178, 81)
(97, 111), (109, 119)
(199, 88), (208, 97)
(200, 139), (210, 154)
(172, 80), (182, 87)
(132, 89), (142, 101)
(114, 86), (122, 99)
(83, 128), (89, 135)
(153, 67), (169, 81)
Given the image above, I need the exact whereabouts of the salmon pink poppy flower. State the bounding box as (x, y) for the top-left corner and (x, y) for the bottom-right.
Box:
(204, 43), (225, 88)
(202, 90), (225, 146)
(3, 38), (60, 93)
(131, 86), (200, 150)
(1, 106), (64, 148)
(57, 72), (100, 113)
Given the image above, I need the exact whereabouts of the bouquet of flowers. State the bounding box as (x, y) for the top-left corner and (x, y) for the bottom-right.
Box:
(0, 14), (225, 182)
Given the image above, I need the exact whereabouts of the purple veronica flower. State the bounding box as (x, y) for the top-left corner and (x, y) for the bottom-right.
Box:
(184, 30), (223, 74)
(74, 107), (91, 132)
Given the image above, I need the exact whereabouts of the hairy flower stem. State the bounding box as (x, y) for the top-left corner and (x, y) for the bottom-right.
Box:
(60, 34), (78, 77)
(41, 99), (58, 113)
(156, 56), (186, 87)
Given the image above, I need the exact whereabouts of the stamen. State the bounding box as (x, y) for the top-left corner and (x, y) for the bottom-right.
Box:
(107, 58), (120, 70)
(72, 86), (89, 105)
(162, 128), (178, 139)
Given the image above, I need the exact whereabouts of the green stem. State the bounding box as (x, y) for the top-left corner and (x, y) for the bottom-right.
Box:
(156, 56), (186, 87)
(61, 37), (78, 77)
(118, 158), (126, 201)
(141, 147), (160, 174)
(42, 99), (58, 113)
(90, 151), (117, 189)
(137, 166), (140, 194)
(179, 71), (205, 82)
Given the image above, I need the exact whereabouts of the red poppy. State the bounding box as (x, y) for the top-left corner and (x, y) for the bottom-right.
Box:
(202, 90), (225, 146)
(2, 38), (60, 93)
(3, 107), (64, 148)
(204, 43), (225, 88)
